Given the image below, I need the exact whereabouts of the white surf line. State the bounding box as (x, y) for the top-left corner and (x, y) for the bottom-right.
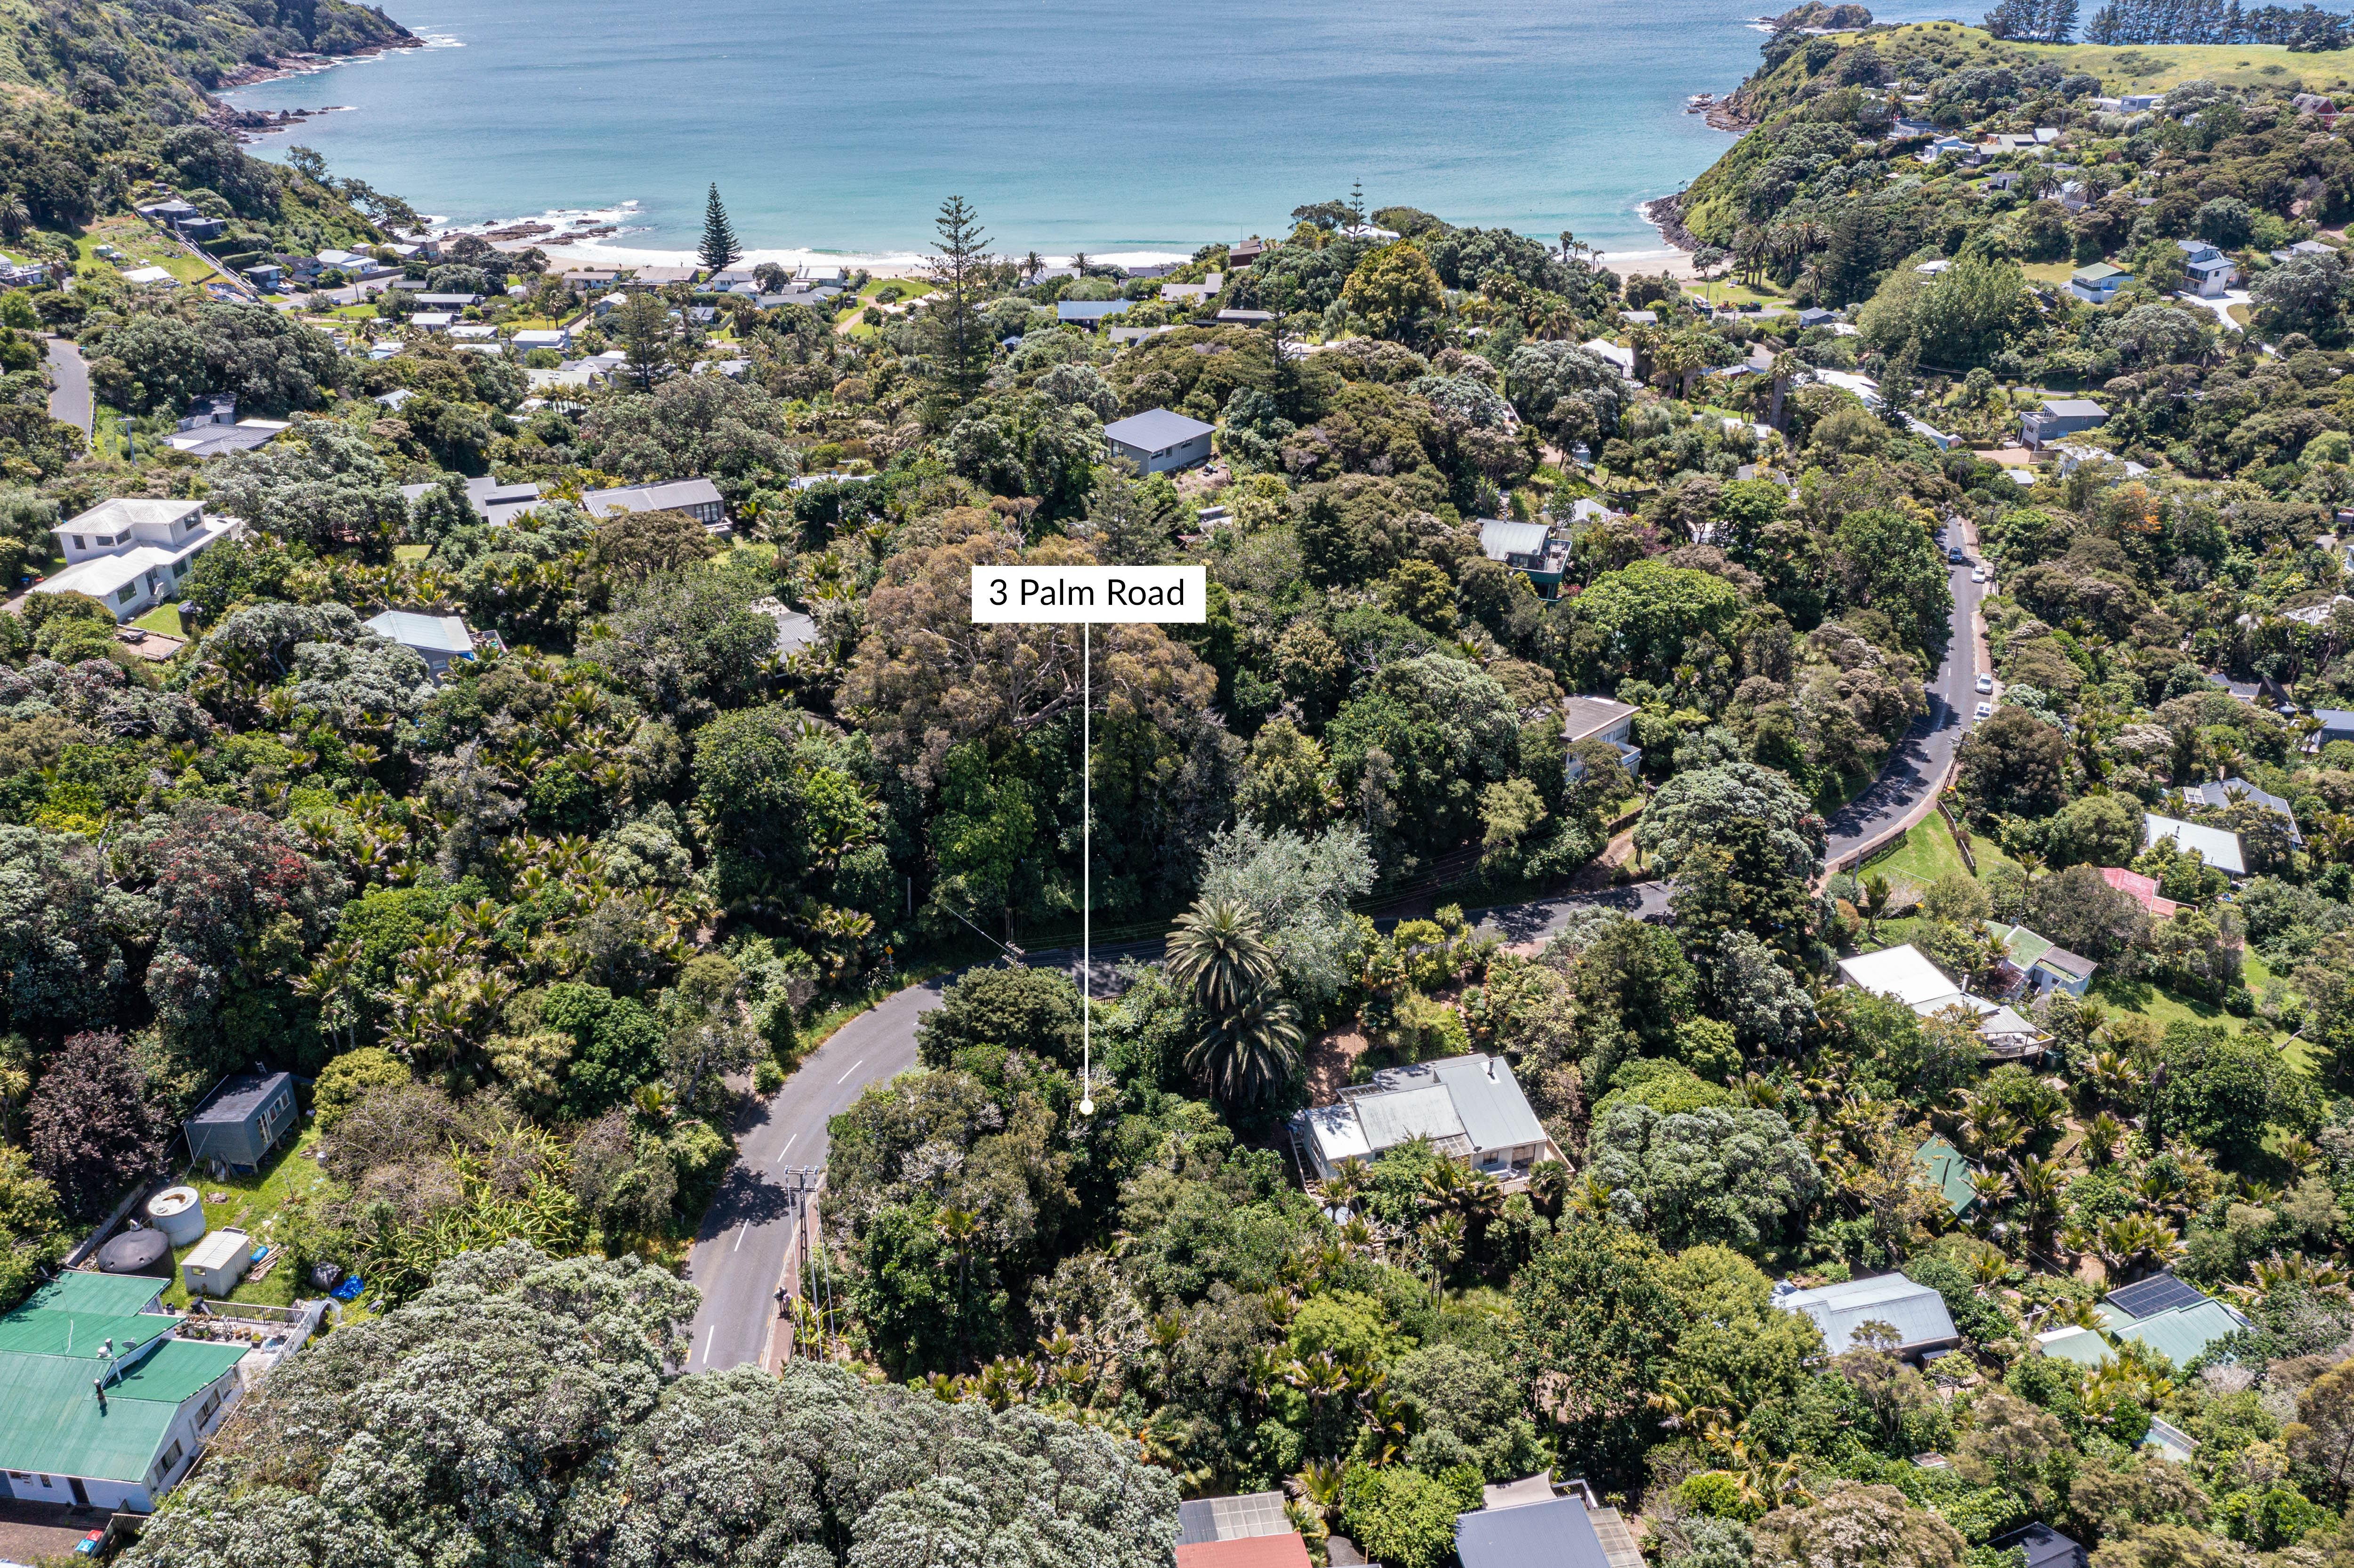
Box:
(836, 1058), (865, 1084)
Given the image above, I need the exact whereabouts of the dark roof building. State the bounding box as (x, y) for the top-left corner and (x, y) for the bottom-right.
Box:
(184, 1070), (296, 1170)
(1455, 1495), (1612, 1568)
(1991, 1523), (2088, 1568)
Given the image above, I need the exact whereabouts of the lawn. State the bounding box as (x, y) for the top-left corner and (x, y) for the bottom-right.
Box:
(156, 1122), (337, 1311)
(1865, 819), (1972, 894)
(74, 217), (220, 288)
(1842, 23), (2354, 95)
(2019, 261), (2079, 288)
(393, 544), (431, 563)
(1684, 280), (1788, 310)
(862, 276), (934, 300)
(130, 603), (184, 639)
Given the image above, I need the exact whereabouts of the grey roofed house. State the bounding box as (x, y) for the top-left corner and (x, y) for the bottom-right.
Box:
(185, 1070), (297, 1169)
(407, 292), (484, 309)
(366, 609), (478, 681)
(2179, 776), (2302, 843)
(1293, 1053), (1557, 1182)
(1773, 1273), (1961, 1358)
(580, 477), (726, 528)
(1056, 299), (1130, 324)
(161, 422), (286, 459)
(1177, 1492), (1292, 1546)
(751, 596), (820, 658)
(2319, 708), (2354, 747)
(1455, 1495), (1612, 1568)
(1991, 1524), (2088, 1568)
(1104, 408), (1217, 475)
(398, 475), (546, 529)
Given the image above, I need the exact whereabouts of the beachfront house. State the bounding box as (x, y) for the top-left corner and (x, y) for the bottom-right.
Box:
(1104, 409), (1216, 474)
(2021, 398), (2108, 449)
(36, 498), (240, 622)
(2144, 812), (2248, 878)
(581, 478), (727, 531)
(1291, 1054), (1558, 1184)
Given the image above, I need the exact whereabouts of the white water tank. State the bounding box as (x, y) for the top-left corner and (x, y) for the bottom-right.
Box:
(146, 1186), (206, 1247)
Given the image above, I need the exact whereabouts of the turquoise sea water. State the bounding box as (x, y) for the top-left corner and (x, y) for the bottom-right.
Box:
(226, 0), (1959, 263)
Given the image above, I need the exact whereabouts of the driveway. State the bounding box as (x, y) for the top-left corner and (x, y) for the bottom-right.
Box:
(1822, 540), (1985, 865)
(43, 336), (91, 436)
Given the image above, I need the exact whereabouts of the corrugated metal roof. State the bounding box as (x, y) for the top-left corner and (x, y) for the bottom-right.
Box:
(1354, 1084), (1466, 1153)
(1456, 1496), (1612, 1568)
(1104, 408), (1216, 449)
(1429, 1057), (1547, 1154)
(1298, 1102), (1371, 1166)
(1836, 945), (1967, 1010)
(1478, 520), (1551, 562)
(366, 611), (473, 654)
(1176, 1537), (1311, 1568)
(1778, 1274), (1958, 1354)
(0, 1339), (241, 1481)
(2144, 813), (2246, 876)
(1994, 925), (2055, 969)
(2035, 1327), (2113, 1367)
(2113, 1299), (2247, 1366)
(19, 1274), (166, 1318)
(190, 1070), (292, 1126)
(1913, 1138), (1976, 1216)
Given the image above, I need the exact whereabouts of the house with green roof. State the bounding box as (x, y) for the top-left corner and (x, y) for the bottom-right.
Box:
(0, 1271), (246, 1512)
(1912, 1136), (1980, 1220)
(1989, 924), (2099, 999)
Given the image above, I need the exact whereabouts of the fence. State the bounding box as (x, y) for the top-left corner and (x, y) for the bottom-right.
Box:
(763, 1167), (826, 1372)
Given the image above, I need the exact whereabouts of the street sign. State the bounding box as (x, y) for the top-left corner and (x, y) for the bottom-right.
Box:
(969, 563), (1207, 1113)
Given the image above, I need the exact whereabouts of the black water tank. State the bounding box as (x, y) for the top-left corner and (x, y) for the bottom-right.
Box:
(99, 1229), (170, 1276)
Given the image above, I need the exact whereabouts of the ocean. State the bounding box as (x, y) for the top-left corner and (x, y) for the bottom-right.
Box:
(224, 0), (1977, 268)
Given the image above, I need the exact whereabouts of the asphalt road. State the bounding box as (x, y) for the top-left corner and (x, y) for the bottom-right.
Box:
(1822, 532), (1986, 865)
(43, 337), (91, 436)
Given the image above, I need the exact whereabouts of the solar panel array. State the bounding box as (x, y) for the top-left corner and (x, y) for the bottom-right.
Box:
(2103, 1272), (2206, 1320)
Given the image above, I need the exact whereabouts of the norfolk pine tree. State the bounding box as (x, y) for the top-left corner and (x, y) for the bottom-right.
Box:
(925, 195), (993, 410)
(698, 182), (742, 274)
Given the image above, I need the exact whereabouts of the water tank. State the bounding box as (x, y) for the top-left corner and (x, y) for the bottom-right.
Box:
(146, 1186), (205, 1246)
(98, 1229), (170, 1276)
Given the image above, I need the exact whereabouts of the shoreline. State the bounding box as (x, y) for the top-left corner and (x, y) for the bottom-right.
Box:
(214, 36), (427, 93)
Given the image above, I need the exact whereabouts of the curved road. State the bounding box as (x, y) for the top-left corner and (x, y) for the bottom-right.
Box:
(686, 533), (1988, 1370)
(43, 337), (91, 437)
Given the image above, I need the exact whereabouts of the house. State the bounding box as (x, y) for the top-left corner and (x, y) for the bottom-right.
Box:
(0, 1271), (247, 1512)
(1468, 1477), (1643, 1568)
(242, 264), (283, 290)
(1579, 337), (1637, 378)
(511, 327), (571, 355)
(1228, 239), (1272, 266)
(1104, 409), (1217, 474)
(1214, 309), (1277, 327)
(35, 498), (240, 622)
(410, 311), (458, 333)
(1478, 519), (1570, 595)
(448, 323), (499, 344)
(2144, 812), (2247, 877)
(2316, 708), (2354, 747)
(1179, 1493), (1294, 1548)
(1914, 1136), (1979, 1220)
(179, 394), (237, 432)
(397, 475), (546, 529)
(2179, 776), (2302, 844)
(751, 596), (821, 658)
(562, 269), (621, 292)
(184, 1070), (296, 1170)
(1920, 136), (1974, 162)
(1773, 1273), (1961, 1358)
(2100, 866), (2181, 919)
(2101, 1272), (2249, 1366)
(1617, 309), (1657, 326)
(1160, 272), (1225, 302)
(1455, 1493), (1616, 1568)
(1889, 116), (1938, 138)
(2069, 263), (2131, 305)
(364, 610), (483, 682)
(407, 291), (484, 311)
(1991, 1523), (2089, 1568)
(1834, 944), (2048, 1056)
(1176, 1539), (1309, 1568)
(1988, 923), (2098, 997)
(2144, 1416), (2200, 1464)
(2175, 238), (2238, 297)
(581, 477), (727, 530)
(1055, 299), (1130, 326)
(2021, 398), (2108, 449)
(121, 266), (176, 286)
(1561, 694), (1642, 779)
(1290, 1053), (1560, 1183)
(1796, 307), (1838, 329)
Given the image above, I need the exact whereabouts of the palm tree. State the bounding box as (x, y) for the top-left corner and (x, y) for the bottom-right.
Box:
(2015, 1156), (2065, 1251)
(2082, 1111), (2125, 1167)
(1166, 899), (1279, 1015)
(1186, 990), (1304, 1107)
(1861, 873), (1893, 938)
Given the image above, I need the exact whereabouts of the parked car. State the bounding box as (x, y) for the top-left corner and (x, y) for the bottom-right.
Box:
(1971, 567), (1986, 582)
(1947, 546), (1967, 563)
(1974, 700), (1994, 719)
(1976, 673), (1994, 693)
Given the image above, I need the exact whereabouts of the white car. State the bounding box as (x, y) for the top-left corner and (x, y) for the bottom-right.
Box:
(1973, 700), (1994, 720)
(1970, 566), (1986, 583)
(1976, 673), (1995, 694)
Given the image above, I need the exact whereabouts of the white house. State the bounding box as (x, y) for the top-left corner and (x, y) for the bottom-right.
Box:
(581, 477), (727, 530)
(1292, 1054), (1559, 1183)
(1835, 943), (2044, 1054)
(365, 610), (482, 682)
(2175, 238), (2238, 298)
(511, 327), (572, 355)
(1103, 409), (1217, 474)
(1773, 1274), (1960, 1359)
(2069, 263), (2131, 305)
(37, 498), (240, 621)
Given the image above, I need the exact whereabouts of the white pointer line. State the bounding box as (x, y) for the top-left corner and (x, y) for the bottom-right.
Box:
(776, 1134), (798, 1162)
(837, 1059), (866, 1084)
(732, 1221), (748, 1252)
